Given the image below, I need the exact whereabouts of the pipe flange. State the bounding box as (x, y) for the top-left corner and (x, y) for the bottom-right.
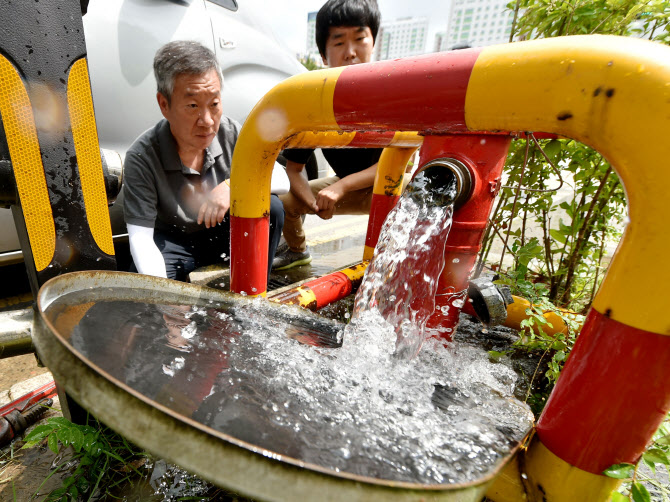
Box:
(417, 158), (473, 210)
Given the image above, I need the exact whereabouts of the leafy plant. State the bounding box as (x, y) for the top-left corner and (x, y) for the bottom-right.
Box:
(22, 417), (149, 501)
(480, 0), (669, 311)
(478, 136), (626, 312)
(604, 415), (670, 501)
(494, 261), (584, 415)
(19, 417), (245, 501)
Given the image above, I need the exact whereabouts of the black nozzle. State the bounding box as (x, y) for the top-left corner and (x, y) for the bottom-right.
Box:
(407, 166), (459, 207)
(408, 158), (473, 209)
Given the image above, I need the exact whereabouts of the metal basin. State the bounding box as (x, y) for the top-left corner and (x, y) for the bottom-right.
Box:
(33, 271), (532, 501)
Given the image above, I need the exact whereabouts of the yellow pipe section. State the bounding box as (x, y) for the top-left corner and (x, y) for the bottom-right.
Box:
(230, 67), (344, 218)
(486, 439), (622, 501)
(284, 130), (356, 150)
(283, 130), (423, 151)
(466, 35), (670, 335)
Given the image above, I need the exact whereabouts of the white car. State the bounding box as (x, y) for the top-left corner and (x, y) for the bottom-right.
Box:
(0, 0), (306, 267)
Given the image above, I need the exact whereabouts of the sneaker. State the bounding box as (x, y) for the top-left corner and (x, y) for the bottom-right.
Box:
(275, 237), (289, 256)
(272, 249), (312, 270)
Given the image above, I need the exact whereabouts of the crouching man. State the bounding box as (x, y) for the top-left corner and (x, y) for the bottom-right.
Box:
(273, 0), (383, 270)
(123, 41), (285, 281)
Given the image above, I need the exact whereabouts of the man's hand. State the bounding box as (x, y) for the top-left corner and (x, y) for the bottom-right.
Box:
(197, 181), (230, 229)
(285, 159), (320, 213)
(315, 182), (346, 219)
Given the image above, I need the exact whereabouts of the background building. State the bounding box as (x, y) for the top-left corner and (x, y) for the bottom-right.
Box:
(305, 11), (321, 62)
(374, 17), (429, 61)
(445, 0), (515, 49)
(433, 31), (448, 53)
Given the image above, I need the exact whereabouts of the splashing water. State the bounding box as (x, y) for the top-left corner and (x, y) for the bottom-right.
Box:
(353, 168), (457, 358)
(45, 168), (533, 486)
(48, 293), (532, 485)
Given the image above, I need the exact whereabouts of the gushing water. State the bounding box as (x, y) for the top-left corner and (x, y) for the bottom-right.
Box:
(353, 168), (458, 358)
(45, 170), (532, 485)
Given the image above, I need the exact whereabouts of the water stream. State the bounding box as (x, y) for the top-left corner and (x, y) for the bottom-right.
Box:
(44, 171), (533, 486)
(354, 168), (458, 359)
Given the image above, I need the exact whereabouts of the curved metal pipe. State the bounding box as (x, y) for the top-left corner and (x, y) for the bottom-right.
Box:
(229, 35), (670, 499)
(0, 307), (34, 358)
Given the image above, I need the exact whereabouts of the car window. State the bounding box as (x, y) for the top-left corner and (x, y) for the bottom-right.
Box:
(207, 0), (237, 12)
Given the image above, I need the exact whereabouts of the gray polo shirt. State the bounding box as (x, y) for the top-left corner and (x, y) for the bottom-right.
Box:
(123, 116), (240, 234)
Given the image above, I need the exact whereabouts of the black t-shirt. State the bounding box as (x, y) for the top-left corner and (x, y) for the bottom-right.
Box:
(283, 147), (383, 179)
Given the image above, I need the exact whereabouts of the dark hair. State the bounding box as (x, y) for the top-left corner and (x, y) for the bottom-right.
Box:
(153, 41), (222, 105)
(315, 0), (381, 58)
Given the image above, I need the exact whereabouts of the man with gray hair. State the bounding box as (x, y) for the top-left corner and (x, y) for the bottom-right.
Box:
(123, 40), (286, 281)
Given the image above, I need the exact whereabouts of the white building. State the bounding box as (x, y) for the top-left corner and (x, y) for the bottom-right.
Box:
(374, 17), (429, 61)
(445, 0), (515, 49)
(305, 11), (320, 61)
(433, 31), (448, 53)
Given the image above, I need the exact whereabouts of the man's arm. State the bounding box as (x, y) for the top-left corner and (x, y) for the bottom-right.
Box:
(315, 162), (378, 218)
(286, 159), (319, 212)
(122, 148), (166, 275)
(127, 224), (167, 278)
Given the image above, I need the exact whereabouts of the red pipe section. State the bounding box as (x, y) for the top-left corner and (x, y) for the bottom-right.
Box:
(230, 217), (270, 296)
(365, 193), (401, 252)
(333, 50), (481, 133)
(537, 308), (670, 474)
(419, 135), (511, 339)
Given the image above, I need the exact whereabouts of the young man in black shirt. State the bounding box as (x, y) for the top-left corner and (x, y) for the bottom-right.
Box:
(273, 0), (382, 270)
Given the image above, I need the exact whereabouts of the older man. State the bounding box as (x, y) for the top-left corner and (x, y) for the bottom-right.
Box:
(123, 41), (285, 281)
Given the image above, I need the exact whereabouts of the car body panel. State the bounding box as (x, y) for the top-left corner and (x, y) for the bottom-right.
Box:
(0, 0), (305, 265)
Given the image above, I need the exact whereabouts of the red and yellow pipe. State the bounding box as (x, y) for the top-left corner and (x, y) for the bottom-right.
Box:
(268, 261), (368, 311)
(285, 130), (421, 262)
(231, 35), (670, 499)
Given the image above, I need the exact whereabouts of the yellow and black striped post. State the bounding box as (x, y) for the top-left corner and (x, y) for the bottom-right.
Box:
(0, 0), (115, 295)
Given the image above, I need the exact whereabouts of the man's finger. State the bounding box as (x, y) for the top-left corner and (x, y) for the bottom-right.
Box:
(197, 203), (207, 225)
(206, 206), (216, 229)
(216, 207), (226, 225)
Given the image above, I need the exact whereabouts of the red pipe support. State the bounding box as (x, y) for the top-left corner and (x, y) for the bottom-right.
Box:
(418, 135), (511, 338)
(365, 193), (401, 251)
(230, 216), (270, 296)
(537, 308), (670, 474)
